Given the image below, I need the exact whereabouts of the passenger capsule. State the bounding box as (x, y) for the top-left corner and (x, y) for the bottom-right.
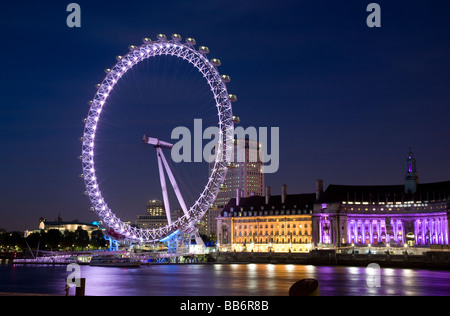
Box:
(226, 162), (236, 169)
(171, 34), (182, 41)
(128, 45), (138, 51)
(219, 183), (228, 191)
(79, 136), (84, 142)
(104, 68), (111, 74)
(82, 191), (88, 196)
(157, 34), (167, 41)
(78, 174), (84, 179)
(232, 116), (240, 123)
(186, 37), (196, 46)
(211, 58), (221, 66)
(221, 74), (231, 83)
(228, 94), (237, 102)
(95, 84), (101, 89)
(88, 100), (93, 106)
(116, 55), (123, 61)
(82, 118), (87, 123)
(199, 46), (209, 54)
(142, 37), (152, 44)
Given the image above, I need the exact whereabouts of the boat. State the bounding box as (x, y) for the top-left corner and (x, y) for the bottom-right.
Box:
(13, 255), (77, 265)
(89, 256), (141, 268)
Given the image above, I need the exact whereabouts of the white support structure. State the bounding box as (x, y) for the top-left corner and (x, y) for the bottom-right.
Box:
(158, 147), (190, 219)
(156, 147), (172, 225)
(193, 230), (206, 249)
(145, 135), (190, 226)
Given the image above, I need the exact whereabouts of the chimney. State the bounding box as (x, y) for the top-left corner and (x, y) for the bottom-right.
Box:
(282, 184), (287, 204)
(265, 186), (271, 205)
(316, 179), (323, 201)
(236, 188), (240, 206)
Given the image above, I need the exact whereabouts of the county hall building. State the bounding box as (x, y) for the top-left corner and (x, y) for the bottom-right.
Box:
(313, 149), (450, 249)
(216, 185), (315, 253)
(217, 149), (450, 252)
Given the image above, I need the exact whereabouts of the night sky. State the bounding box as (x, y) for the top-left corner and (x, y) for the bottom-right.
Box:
(1, 1), (450, 231)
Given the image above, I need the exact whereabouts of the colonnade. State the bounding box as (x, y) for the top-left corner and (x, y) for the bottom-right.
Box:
(346, 216), (449, 246)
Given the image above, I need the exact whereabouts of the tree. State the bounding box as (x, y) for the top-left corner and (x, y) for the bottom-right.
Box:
(75, 227), (89, 249)
(43, 229), (62, 251)
(90, 230), (107, 249)
(1, 231), (26, 251)
(25, 232), (42, 249)
(62, 230), (76, 250)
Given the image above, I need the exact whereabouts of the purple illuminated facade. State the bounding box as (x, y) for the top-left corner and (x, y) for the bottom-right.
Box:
(313, 185), (450, 248)
(312, 150), (450, 248)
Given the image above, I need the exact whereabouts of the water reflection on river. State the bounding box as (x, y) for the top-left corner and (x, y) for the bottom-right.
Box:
(1, 261), (450, 296)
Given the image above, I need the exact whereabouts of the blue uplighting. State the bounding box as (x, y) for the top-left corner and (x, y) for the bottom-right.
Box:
(159, 229), (180, 243)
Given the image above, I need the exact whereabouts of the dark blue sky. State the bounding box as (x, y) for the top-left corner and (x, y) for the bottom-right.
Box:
(1, 1), (450, 231)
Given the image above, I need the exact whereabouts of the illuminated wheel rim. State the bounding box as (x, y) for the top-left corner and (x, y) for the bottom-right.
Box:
(81, 34), (234, 243)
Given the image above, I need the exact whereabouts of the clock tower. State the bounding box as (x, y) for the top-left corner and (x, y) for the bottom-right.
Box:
(404, 146), (419, 194)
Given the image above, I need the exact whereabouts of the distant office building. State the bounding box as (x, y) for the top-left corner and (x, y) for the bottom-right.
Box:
(213, 138), (265, 208)
(147, 199), (165, 216)
(204, 138), (265, 239)
(135, 200), (166, 230)
(38, 215), (99, 236)
(135, 199), (183, 230)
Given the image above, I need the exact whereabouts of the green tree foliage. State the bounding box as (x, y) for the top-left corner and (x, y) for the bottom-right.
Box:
(0, 231), (26, 250)
(1, 227), (108, 252)
(42, 229), (62, 251)
(75, 227), (90, 249)
(90, 230), (107, 248)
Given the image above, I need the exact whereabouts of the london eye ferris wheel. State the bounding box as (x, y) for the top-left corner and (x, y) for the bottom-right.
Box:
(80, 33), (236, 244)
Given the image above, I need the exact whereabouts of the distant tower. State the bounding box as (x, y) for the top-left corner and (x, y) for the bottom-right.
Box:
(146, 199), (165, 216)
(204, 137), (265, 238)
(211, 137), (265, 209)
(39, 217), (46, 230)
(404, 146), (419, 194)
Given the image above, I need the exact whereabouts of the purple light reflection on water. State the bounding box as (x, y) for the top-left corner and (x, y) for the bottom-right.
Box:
(1, 262), (450, 296)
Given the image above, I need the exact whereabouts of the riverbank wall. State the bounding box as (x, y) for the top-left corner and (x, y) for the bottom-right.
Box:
(210, 250), (450, 270)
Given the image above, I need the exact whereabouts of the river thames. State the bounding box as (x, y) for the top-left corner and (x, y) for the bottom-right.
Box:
(1, 261), (450, 296)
